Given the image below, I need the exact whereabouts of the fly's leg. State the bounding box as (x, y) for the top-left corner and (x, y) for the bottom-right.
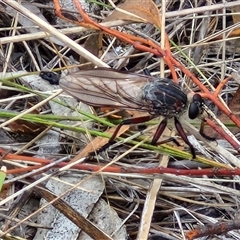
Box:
(89, 116), (154, 156)
(90, 116), (182, 157)
(151, 118), (181, 146)
(199, 120), (216, 141)
(174, 117), (196, 158)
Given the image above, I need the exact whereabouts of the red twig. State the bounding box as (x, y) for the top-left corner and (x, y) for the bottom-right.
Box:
(3, 148), (240, 176)
(186, 219), (240, 240)
(205, 118), (240, 153)
(214, 76), (232, 97)
(5, 161), (240, 176)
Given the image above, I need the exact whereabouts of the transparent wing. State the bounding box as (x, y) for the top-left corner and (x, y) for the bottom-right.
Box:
(59, 68), (155, 111)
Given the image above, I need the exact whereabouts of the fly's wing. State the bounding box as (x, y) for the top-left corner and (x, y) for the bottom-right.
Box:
(59, 68), (155, 111)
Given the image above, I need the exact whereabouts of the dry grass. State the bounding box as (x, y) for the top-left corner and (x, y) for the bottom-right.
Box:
(0, 1), (240, 240)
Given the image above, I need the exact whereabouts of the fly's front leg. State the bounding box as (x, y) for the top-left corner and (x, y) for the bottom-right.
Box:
(174, 117), (196, 158)
(151, 118), (181, 147)
(189, 95), (215, 141)
(89, 115), (154, 156)
(199, 120), (216, 141)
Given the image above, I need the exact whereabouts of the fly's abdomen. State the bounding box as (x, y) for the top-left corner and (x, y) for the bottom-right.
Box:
(142, 79), (188, 117)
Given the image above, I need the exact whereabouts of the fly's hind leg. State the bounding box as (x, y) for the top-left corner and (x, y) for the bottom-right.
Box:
(89, 115), (154, 157)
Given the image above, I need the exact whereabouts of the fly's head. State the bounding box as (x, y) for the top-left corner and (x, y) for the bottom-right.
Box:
(188, 93), (204, 119)
(40, 71), (60, 85)
(142, 78), (188, 117)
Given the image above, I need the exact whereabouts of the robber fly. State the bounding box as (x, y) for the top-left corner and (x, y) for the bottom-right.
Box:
(40, 68), (210, 158)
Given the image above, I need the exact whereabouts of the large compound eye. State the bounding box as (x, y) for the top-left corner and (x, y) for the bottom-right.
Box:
(188, 102), (199, 119)
(188, 94), (203, 119)
(39, 71), (60, 85)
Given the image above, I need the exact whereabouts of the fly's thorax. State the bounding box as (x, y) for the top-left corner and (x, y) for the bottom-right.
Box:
(141, 79), (188, 117)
